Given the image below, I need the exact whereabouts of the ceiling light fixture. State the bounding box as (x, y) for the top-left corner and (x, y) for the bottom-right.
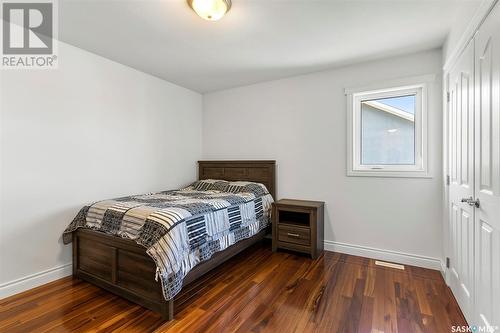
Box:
(187, 0), (231, 21)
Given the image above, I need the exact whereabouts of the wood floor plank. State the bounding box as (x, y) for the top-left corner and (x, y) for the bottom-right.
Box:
(384, 270), (398, 333)
(357, 296), (374, 333)
(371, 266), (387, 332)
(339, 278), (364, 333)
(0, 243), (468, 332)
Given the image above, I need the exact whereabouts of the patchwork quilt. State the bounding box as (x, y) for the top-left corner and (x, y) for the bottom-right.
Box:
(62, 180), (274, 301)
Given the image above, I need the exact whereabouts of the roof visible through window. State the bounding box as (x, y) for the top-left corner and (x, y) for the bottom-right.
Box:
(373, 95), (415, 114)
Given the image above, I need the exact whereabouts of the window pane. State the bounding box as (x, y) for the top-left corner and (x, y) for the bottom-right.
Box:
(361, 95), (415, 165)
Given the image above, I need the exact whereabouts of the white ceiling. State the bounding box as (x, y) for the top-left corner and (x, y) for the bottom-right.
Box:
(59, 0), (481, 93)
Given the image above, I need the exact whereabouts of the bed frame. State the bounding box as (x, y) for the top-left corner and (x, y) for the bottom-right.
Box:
(72, 160), (276, 320)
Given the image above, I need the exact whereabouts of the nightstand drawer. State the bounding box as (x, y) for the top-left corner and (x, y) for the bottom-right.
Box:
(278, 225), (310, 245)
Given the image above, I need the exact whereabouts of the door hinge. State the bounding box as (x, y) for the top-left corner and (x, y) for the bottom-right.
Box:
(446, 175), (450, 185)
(446, 92), (451, 103)
(446, 257), (450, 268)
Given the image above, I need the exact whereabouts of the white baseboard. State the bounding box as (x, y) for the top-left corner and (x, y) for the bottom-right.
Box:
(324, 240), (443, 271)
(0, 263), (72, 299)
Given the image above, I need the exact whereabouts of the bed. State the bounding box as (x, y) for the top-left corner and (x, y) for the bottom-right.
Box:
(63, 160), (276, 320)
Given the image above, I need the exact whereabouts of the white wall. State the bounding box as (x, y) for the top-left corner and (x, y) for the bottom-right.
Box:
(0, 42), (202, 297)
(443, 0), (496, 67)
(203, 49), (444, 269)
(443, 0), (482, 62)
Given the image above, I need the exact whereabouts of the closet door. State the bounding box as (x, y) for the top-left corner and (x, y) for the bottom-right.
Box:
(448, 39), (475, 323)
(474, 3), (500, 329)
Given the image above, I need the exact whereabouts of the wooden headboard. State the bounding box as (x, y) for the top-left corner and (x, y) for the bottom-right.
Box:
(198, 160), (276, 199)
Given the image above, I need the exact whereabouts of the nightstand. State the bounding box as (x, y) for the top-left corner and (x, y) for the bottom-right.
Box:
(272, 199), (324, 259)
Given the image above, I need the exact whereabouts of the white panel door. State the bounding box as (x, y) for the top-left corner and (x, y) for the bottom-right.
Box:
(474, 3), (500, 329)
(448, 39), (475, 323)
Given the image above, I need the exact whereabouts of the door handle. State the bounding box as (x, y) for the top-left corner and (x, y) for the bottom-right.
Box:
(461, 197), (480, 208)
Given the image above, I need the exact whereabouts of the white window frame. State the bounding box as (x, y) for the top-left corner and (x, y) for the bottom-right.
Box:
(346, 75), (433, 178)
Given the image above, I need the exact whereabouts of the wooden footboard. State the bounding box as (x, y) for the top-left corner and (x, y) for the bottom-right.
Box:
(72, 228), (267, 320)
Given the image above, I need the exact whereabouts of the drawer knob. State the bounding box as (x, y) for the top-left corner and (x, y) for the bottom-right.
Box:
(287, 232), (300, 238)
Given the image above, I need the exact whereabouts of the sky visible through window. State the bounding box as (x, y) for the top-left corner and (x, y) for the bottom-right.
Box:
(375, 95), (415, 114)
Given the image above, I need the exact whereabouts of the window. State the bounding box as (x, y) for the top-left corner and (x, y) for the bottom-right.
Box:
(346, 77), (430, 177)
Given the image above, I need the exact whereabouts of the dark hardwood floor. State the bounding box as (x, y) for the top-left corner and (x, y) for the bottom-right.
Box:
(0, 242), (467, 332)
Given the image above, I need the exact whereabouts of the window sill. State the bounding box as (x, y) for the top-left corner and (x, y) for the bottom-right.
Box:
(347, 170), (432, 179)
